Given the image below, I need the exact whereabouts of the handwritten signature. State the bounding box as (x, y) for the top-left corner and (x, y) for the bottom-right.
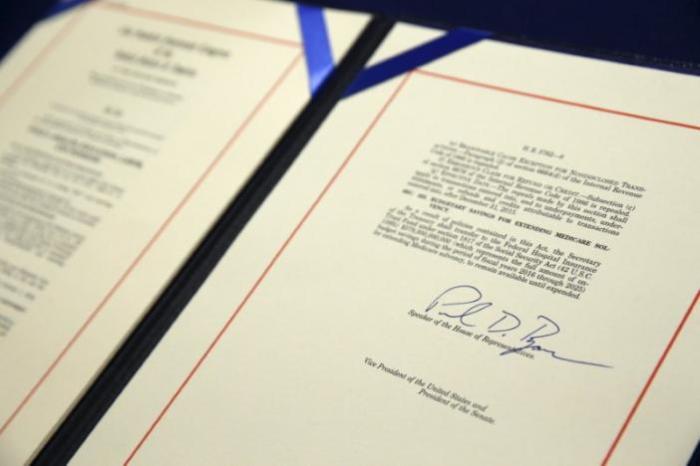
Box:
(418, 285), (612, 369)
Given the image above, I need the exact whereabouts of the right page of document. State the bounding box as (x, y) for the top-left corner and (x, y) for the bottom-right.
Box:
(72, 24), (700, 466)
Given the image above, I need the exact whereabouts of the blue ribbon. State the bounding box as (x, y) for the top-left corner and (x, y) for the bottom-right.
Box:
(296, 4), (335, 96)
(44, 0), (89, 19)
(343, 28), (491, 98)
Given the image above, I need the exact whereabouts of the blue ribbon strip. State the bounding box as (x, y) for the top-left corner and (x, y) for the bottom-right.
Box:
(296, 4), (335, 96)
(343, 28), (491, 98)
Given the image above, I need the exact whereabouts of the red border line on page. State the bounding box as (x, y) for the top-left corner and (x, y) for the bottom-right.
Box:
(415, 69), (700, 132)
(601, 290), (700, 465)
(0, 0), (303, 438)
(123, 70), (414, 466)
(410, 68), (700, 464)
(0, 4), (89, 108)
(126, 68), (700, 464)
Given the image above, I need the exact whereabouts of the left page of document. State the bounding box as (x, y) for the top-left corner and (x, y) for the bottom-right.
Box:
(0, 1), (367, 463)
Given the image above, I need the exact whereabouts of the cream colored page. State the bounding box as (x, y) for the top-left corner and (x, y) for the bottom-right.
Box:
(0, 1), (366, 464)
(611, 307), (700, 466)
(0, 14), (72, 91)
(74, 25), (700, 466)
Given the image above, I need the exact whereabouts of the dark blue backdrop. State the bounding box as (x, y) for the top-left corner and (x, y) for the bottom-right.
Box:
(2, 0), (700, 74)
(309, 0), (700, 75)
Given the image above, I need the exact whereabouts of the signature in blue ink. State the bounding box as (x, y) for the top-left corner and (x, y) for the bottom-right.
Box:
(420, 285), (612, 369)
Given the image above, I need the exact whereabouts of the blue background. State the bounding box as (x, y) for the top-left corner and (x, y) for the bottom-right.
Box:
(2, 0), (700, 76)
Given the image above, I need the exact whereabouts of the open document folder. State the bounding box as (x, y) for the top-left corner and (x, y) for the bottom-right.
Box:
(69, 21), (700, 466)
(0, 0), (368, 463)
(73, 20), (700, 466)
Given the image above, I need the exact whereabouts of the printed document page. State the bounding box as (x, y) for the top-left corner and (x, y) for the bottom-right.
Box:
(72, 23), (699, 466)
(0, 1), (366, 463)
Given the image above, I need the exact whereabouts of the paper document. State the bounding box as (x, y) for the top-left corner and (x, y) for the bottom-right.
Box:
(73, 23), (700, 466)
(0, 1), (366, 463)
